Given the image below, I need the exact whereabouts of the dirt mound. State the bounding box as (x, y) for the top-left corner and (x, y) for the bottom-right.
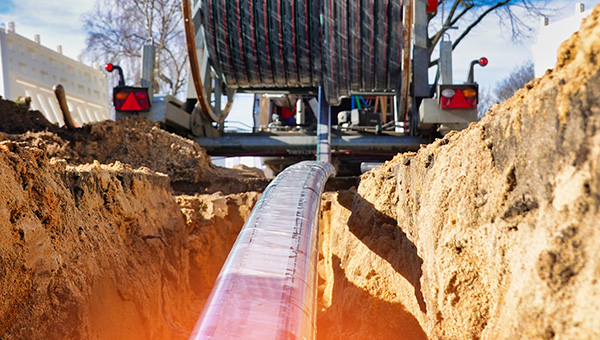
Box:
(320, 5), (600, 339)
(0, 105), (269, 194)
(0, 93), (263, 337)
(0, 99), (58, 134)
(69, 117), (218, 183)
(0, 141), (193, 339)
(5, 115), (218, 182)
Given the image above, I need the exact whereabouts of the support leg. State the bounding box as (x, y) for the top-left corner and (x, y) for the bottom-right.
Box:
(317, 86), (332, 163)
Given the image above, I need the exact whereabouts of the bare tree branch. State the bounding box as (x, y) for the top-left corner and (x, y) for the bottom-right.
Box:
(82, 0), (187, 95)
(427, 0), (552, 68)
(452, 0), (509, 50)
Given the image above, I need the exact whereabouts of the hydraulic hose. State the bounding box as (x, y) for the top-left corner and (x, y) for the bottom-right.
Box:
(200, 0), (404, 105)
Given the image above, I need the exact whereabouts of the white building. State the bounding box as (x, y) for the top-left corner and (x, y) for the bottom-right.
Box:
(0, 22), (110, 126)
(531, 3), (593, 77)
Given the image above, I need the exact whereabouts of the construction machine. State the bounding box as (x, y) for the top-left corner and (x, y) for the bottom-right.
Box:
(107, 0), (487, 175)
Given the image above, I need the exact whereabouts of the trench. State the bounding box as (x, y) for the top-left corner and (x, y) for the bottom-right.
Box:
(0, 96), (431, 339)
(177, 181), (428, 340)
(171, 171), (425, 339)
(0, 125), (427, 339)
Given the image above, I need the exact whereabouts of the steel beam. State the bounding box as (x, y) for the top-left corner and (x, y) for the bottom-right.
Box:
(317, 86), (332, 163)
(194, 134), (426, 156)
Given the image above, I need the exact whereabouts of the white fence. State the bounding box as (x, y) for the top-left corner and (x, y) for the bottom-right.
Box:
(532, 3), (593, 78)
(0, 23), (110, 126)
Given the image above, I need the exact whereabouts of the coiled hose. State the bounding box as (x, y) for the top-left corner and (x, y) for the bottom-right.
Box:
(201, 0), (403, 105)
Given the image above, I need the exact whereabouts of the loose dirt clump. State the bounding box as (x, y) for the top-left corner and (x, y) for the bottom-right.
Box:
(0, 99), (58, 134)
(317, 5), (600, 340)
(0, 102), (269, 194)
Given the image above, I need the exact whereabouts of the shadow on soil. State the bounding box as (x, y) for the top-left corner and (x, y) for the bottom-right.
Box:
(337, 190), (427, 313)
(317, 255), (427, 340)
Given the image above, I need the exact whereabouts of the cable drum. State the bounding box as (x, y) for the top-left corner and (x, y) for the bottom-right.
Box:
(201, 0), (403, 106)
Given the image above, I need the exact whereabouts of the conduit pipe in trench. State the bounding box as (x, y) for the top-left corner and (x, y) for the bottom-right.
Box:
(189, 160), (335, 340)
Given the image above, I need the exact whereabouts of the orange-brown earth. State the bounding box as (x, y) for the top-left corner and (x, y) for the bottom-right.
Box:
(2, 4), (600, 340)
(0, 101), (261, 339)
(316, 5), (600, 340)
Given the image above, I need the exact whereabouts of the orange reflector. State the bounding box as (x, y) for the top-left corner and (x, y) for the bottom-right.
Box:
(115, 92), (128, 100)
(120, 93), (142, 111)
(463, 88), (477, 98)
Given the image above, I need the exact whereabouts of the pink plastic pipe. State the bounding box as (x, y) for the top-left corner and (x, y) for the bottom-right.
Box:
(189, 161), (335, 340)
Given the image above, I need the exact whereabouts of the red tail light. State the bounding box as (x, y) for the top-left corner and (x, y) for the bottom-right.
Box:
(439, 84), (478, 110)
(112, 86), (150, 112)
(134, 92), (148, 100)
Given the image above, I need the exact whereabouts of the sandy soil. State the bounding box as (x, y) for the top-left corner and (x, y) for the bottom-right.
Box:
(0, 146), (193, 338)
(316, 5), (600, 340)
(0, 101), (261, 339)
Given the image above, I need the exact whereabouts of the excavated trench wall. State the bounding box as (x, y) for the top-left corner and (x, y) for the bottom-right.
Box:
(0, 101), (263, 339)
(0, 141), (260, 339)
(317, 6), (600, 340)
(0, 146), (193, 339)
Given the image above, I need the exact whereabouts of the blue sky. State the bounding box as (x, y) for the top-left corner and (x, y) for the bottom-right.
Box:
(447, 0), (600, 90)
(0, 1), (15, 13)
(0, 0), (96, 61)
(0, 0), (598, 95)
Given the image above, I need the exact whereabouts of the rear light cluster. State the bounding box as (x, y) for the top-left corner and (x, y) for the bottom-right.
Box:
(439, 84), (478, 110)
(113, 86), (150, 112)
